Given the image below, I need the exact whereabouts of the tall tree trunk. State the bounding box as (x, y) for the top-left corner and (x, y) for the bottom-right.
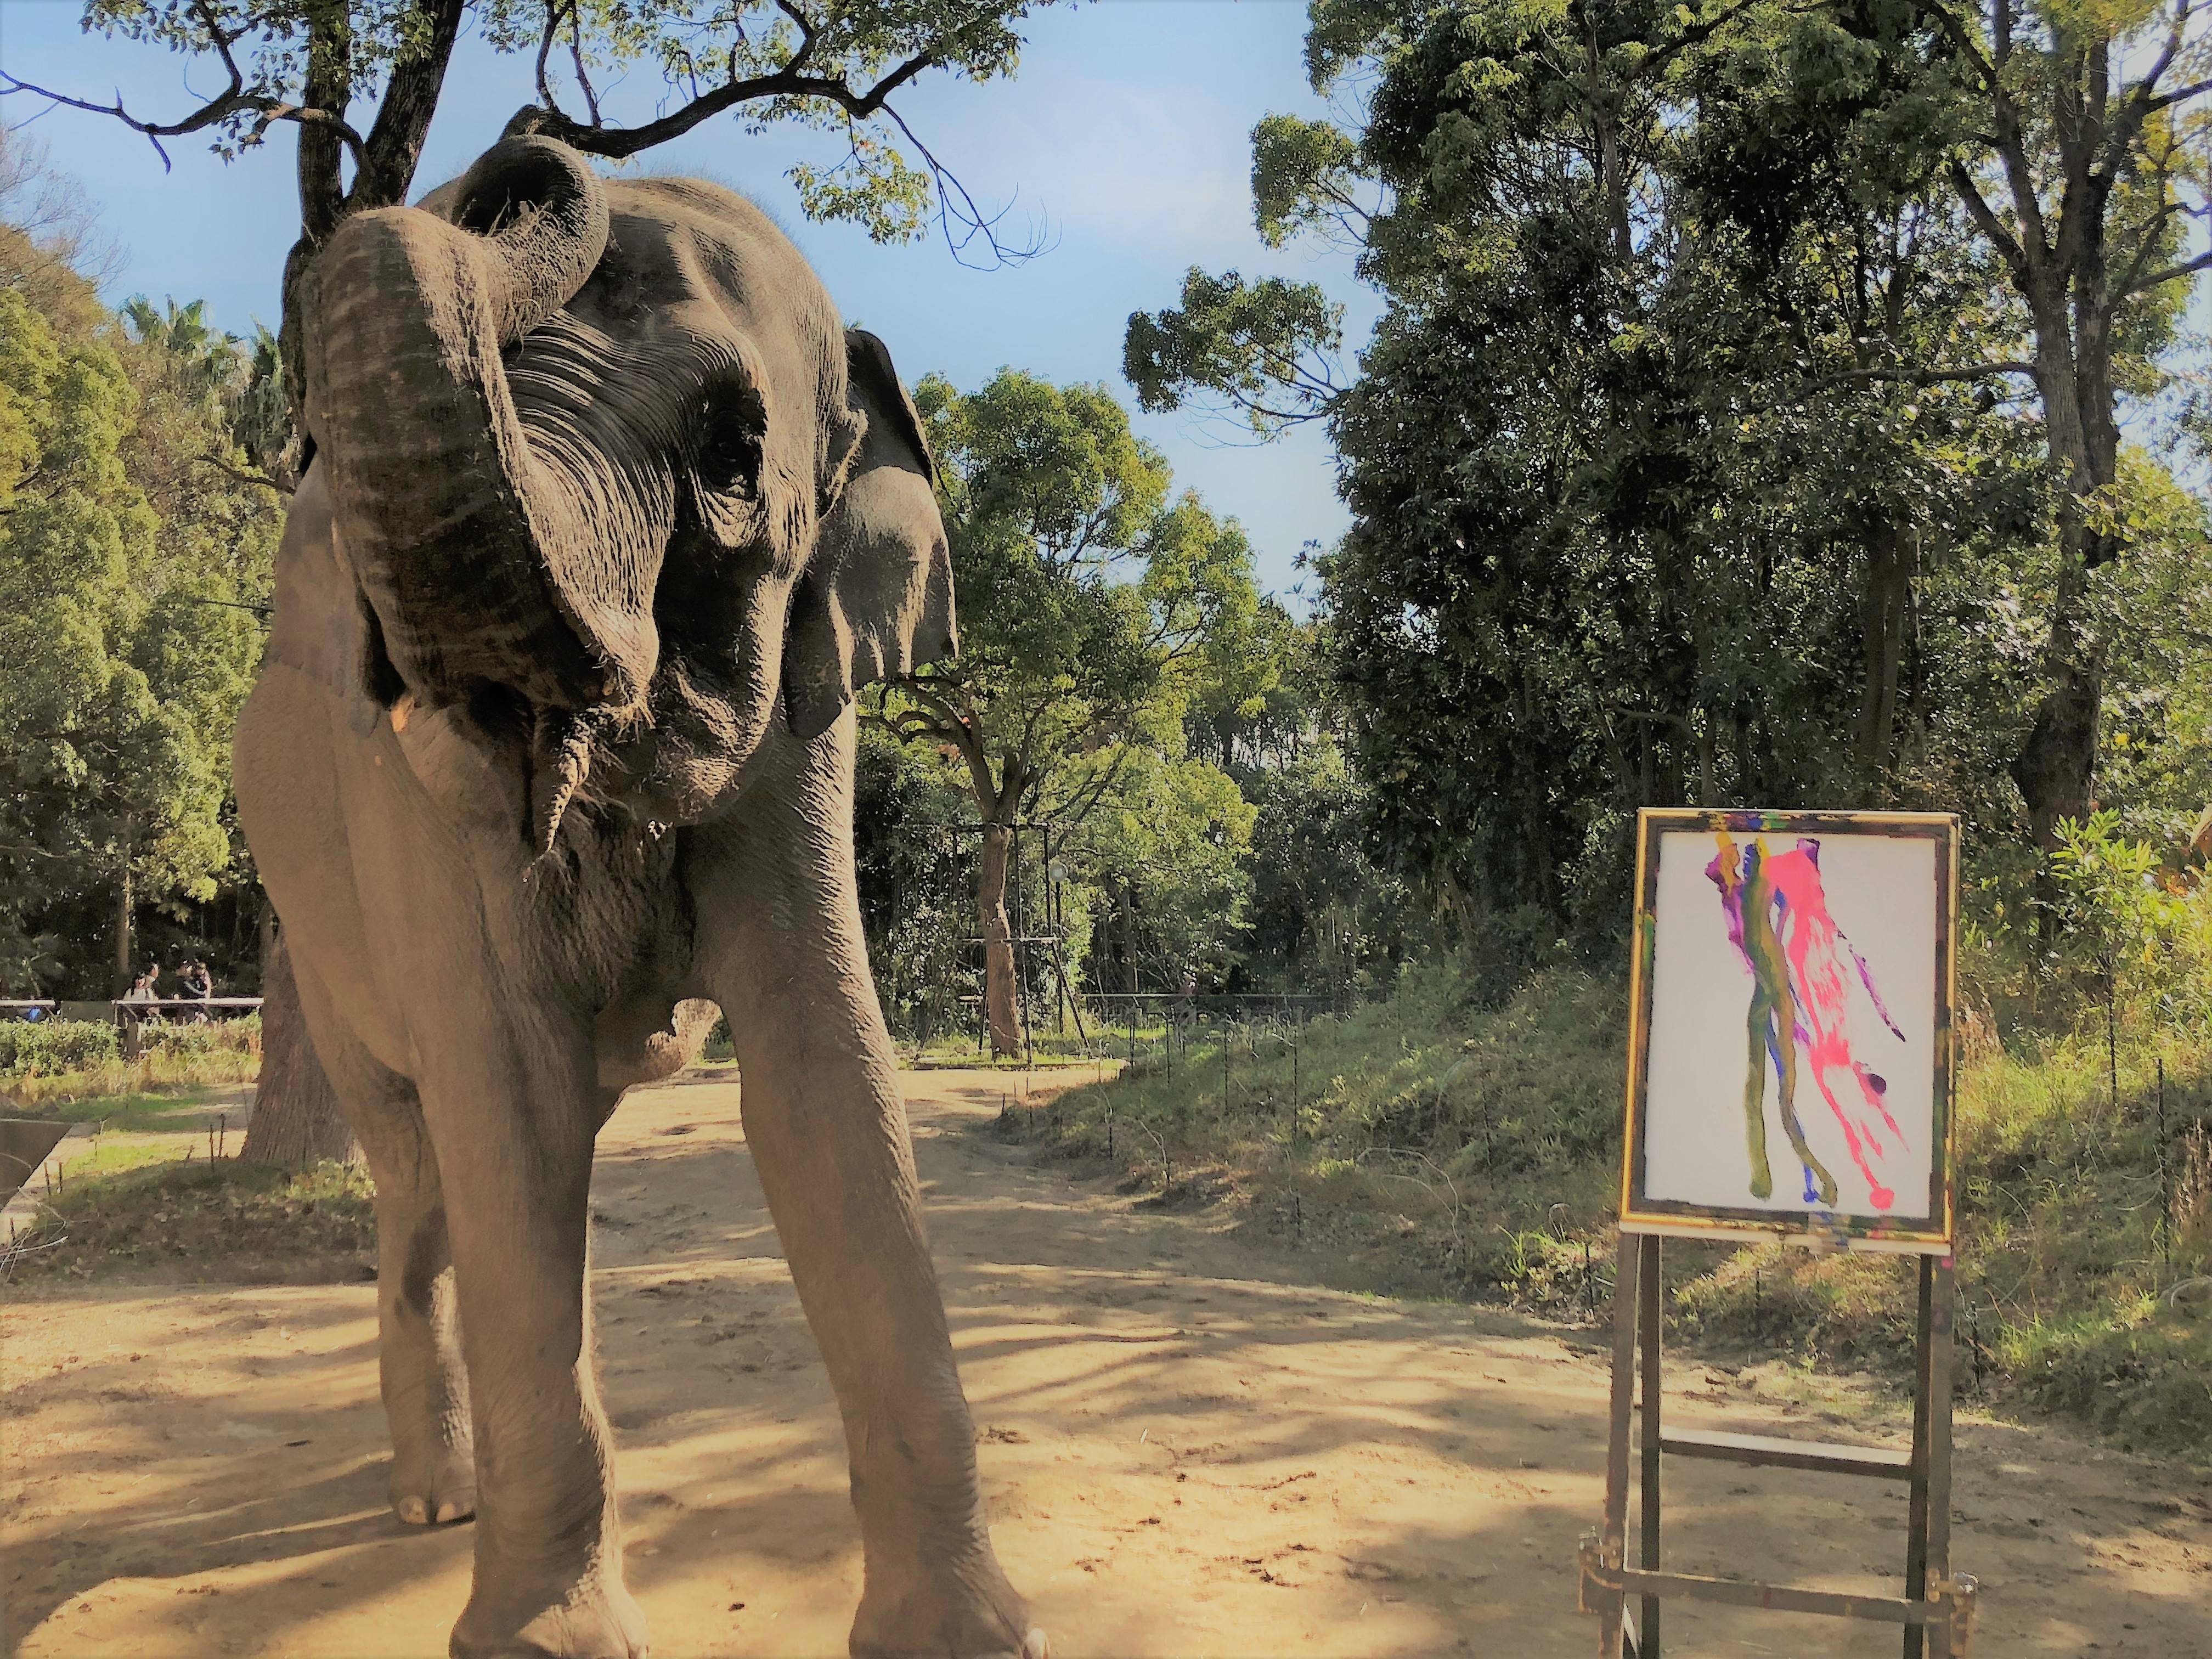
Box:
(241, 928), (358, 1167)
(975, 822), (1023, 1056)
(1120, 877), (1140, 996)
(112, 855), (133, 996)
(2012, 289), (2112, 851)
(1857, 518), (1918, 771)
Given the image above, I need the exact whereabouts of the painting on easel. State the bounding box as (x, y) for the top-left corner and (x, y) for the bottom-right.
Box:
(1622, 810), (1959, 1251)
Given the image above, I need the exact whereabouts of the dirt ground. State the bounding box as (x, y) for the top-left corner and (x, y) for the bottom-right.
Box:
(4, 1067), (2209, 1657)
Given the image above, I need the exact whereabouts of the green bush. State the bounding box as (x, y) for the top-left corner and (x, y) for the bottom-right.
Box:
(2002, 1306), (2212, 1459)
(0, 1018), (121, 1075)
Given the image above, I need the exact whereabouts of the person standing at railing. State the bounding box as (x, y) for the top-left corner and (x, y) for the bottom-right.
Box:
(121, 965), (163, 1045)
(183, 960), (215, 1023)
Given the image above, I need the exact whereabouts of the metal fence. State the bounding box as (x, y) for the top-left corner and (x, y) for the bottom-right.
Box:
(950, 986), (1349, 1077)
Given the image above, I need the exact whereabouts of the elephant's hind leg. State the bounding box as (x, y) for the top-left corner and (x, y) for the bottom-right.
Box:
(292, 956), (475, 1524)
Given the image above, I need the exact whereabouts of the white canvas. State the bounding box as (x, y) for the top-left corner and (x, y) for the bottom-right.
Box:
(1641, 828), (1940, 1222)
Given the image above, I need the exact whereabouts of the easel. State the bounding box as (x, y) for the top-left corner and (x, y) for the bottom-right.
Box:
(1578, 1229), (1978, 1656)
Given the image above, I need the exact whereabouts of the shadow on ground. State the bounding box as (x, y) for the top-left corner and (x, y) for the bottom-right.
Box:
(4, 1070), (2207, 1657)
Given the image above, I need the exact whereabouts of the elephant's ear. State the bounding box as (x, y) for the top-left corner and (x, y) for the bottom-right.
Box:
(782, 329), (957, 740)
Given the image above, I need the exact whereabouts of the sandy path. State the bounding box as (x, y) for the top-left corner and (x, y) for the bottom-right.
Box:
(4, 1068), (2207, 1657)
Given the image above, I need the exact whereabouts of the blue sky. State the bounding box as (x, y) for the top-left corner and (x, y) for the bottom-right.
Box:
(2, 0), (1378, 603)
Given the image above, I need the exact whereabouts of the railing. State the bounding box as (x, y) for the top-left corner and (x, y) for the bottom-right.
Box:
(4, 998), (264, 1022)
(114, 997), (264, 1059)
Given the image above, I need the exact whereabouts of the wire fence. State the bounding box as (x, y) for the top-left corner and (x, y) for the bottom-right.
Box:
(945, 986), (1351, 1072)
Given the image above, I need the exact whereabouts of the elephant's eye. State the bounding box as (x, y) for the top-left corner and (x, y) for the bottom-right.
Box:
(694, 383), (766, 496)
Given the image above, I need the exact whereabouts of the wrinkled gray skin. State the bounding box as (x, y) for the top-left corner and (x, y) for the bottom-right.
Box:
(232, 130), (1043, 1659)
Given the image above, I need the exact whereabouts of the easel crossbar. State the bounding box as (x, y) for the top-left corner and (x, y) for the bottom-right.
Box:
(1589, 1234), (1965, 1658)
(1659, 1427), (1913, 1479)
(1583, 1556), (1972, 1627)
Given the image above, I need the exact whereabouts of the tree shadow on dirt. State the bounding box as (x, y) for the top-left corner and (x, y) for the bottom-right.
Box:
(9, 1071), (2209, 1656)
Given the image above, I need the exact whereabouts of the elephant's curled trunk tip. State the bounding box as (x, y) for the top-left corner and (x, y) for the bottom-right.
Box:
(530, 706), (600, 857)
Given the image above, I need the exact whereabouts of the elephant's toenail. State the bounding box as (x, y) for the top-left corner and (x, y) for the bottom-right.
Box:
(435, 1500), (466, 1523)
(1022, 1629), (1049, 1659)
(397, 1497), (428, 1525)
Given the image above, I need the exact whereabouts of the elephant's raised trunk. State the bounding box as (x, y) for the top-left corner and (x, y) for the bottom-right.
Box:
(302, 136), (653, 715)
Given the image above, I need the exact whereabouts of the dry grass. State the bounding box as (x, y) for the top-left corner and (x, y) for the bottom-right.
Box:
(1012, 960), (2212, 1461)
(3, 1153), (373, 1285)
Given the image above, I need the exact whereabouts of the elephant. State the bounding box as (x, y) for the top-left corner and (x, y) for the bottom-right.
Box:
(232, 122), (1045, 1659)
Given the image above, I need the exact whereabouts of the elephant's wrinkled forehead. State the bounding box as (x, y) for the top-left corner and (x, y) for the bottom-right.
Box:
(586, 177), (846, 418)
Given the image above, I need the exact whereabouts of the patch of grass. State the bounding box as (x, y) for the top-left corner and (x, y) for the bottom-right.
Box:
(2000, 1306), (2212, 1451)
(4, 1154), (374, 1284)
(9, 1089), (246, 1134)
(898, 1035), (1115, 1070)
(1012, 956), (2212, 1460)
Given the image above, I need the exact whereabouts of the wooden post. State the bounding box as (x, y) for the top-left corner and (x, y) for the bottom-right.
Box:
(1905, 1255), (1934, 1659)
(1599, 1229), (1641, 1656)
(1638, 1233), (1663, 1654)
(1926, 1255), (1956, 1659)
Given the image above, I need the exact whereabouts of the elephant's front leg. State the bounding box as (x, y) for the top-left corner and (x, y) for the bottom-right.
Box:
(415, 1010), (641, 1659)
(693, 731), (1047, 1659)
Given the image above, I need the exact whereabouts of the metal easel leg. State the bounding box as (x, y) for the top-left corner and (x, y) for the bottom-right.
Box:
(1639, 1233), (1662, 1657)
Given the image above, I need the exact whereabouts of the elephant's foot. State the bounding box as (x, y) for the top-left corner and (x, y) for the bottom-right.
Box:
(851, 1553), (1047, 1659)
(450, 1569), (646, 1659)
(390, 1437), (477, 1526)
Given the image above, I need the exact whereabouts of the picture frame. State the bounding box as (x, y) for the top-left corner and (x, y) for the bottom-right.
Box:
(1620, 809), (1959, 1253)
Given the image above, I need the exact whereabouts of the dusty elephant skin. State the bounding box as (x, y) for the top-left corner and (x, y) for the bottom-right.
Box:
(232, 120), (1045, 1659)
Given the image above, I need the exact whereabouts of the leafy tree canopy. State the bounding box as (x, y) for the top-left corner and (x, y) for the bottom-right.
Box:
(1123, 0), (2212, 959)
(10, 1), (1062, 255)
(0, 135), (279, 994)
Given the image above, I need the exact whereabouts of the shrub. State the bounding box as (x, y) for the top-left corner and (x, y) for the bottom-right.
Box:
(0, 1019), (121, 1076)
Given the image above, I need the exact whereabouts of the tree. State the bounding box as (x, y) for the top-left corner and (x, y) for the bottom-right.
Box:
(1067, 751), (1256, 1000)
(4, 0), (1066, 407)
(1193, 611), (1410, 992)
(1703, 0), (2212, 851)
(1125, 0), (2096, 945)
(851, 721), (977, 1046)
(1913, 0), (2210, 848)
(0, 160), (277, 996)
(872, 371), (1273, 1052)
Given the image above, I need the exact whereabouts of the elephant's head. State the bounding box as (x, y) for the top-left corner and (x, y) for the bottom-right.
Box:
(300, 128), (951, 840)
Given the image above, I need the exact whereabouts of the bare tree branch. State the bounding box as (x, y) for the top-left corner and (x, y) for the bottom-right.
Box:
(1748, 360), (2038, 413)
(0, 0), (366, 174)
(1949, 160), (2032, 283)
(2123, 246), (2212, 297)
(195, 453), (292, 500)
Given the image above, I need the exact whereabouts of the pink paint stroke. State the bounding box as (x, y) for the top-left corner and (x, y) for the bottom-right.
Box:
(1762, 838), (1908, 1211)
